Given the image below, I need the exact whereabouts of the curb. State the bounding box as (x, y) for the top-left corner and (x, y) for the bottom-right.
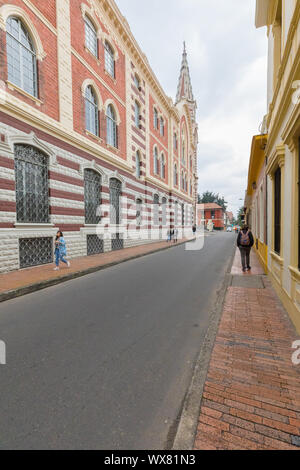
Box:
(172, 242), (236, 450)
(0, 239), (193, 304)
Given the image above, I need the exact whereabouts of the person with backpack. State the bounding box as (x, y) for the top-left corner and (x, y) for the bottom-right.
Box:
(54, 231), (70, 271)
(237, 225), (254, 272)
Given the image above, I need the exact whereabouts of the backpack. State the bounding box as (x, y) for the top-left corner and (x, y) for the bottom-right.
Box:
(240, 230), (250, 247)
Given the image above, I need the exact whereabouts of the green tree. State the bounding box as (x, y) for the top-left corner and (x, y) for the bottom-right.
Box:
(236, 206), (245, 227)
(198, 191), (228, 212)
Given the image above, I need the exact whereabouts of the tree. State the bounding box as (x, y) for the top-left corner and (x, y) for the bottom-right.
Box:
(198, 191), (228, 212)
(236, 206), (245, 227)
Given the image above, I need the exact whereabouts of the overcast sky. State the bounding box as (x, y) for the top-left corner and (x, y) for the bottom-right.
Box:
(115, 0), (268, 216)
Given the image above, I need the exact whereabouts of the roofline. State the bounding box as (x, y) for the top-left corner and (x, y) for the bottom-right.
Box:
(255, 0), (270, 28)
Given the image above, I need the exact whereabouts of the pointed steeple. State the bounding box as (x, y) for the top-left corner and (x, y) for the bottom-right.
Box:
(176, 42), (195, 104)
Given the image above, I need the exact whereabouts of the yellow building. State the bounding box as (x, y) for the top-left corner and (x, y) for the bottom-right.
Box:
(246, 0), (300, 333)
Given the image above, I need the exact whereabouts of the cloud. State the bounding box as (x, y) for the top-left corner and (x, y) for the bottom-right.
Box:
(116, 0), (268, 216)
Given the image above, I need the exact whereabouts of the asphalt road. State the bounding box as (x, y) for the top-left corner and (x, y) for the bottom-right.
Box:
(0, 232), (235, 450)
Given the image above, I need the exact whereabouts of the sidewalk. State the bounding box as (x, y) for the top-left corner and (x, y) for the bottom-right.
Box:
(0, 238), (190, 302)
(194, 248), (300, 450)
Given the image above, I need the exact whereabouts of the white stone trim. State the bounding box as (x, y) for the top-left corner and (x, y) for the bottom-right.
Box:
(7, 132), (58, 167)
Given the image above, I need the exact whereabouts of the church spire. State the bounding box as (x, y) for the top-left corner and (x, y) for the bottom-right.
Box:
(176, 42), (195, 104)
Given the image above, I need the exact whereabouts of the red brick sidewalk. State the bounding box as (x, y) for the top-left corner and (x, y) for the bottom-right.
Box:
(194, 248), (300, 450)
(0, 238), (189, 299)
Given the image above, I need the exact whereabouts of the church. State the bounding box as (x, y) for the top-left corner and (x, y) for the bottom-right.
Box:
(0, 0), (198, 272)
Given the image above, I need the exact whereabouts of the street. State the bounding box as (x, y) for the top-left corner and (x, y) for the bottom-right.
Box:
(0, 232), (235, 450)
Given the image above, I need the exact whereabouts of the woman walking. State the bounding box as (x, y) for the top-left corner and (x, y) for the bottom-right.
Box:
(54, 231), (70, 271)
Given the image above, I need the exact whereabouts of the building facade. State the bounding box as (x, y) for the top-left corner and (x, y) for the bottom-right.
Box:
(245, 0), (300, 333)
(0, 0), (198, 273)
(197, 203), (225, 231)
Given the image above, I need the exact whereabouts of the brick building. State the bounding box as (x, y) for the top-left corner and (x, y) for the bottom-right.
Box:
(0, 0), (198, 272)
(197, 203), (225, 230)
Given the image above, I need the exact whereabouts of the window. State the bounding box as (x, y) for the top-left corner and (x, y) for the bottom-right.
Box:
(136, 152), (141, 179)
(160, 117), (164, 137)
(181, 172), (184, 190)
(161, 154), (165, 179)
(153, 194), (159, 226)
(174, 201), (178, 226)
(153, 147), (158, 175)
(135, 101), (140, 128)
(190, 179), (192, 195)
(182, 134), (185, 164)
(104, 41), (115, 78)
(154, 108), (158, 130)
(6, 17), (37, 97)
(85, 86), (99, 136)
(134, 74), (140, 89)
(174, 164), (178, 186)
(14, 144), (49, 223)
(84, 169), (101, 224)
(274, 167), (281, 255)
(162, 197), (167, 226)
(110, 178), (123, 251)
(84, 16), (98, 57)
(106, 104), (118, 148)
(136, 198), (142, 227)
(174, 133), (177, 150)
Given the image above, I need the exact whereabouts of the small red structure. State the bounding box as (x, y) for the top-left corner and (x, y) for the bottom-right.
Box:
(197, 203), (225, 230)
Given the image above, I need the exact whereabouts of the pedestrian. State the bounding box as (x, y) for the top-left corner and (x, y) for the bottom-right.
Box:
(54, 231), (70, 271)
(237, 225), (254, 273)
(192, 224), (197, 236)
(174, 228), (178, 243)
(167, 229), (171, 242)
(171, 229), (174, 242)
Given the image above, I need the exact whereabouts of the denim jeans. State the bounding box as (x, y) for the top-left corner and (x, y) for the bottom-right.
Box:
(55, 250), (68, 267)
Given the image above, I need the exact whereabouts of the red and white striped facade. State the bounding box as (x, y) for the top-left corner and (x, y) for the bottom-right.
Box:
(0, 0), (198, 272)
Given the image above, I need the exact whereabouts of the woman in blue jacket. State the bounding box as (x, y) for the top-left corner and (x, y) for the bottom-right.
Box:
(54, 231), (70, 271)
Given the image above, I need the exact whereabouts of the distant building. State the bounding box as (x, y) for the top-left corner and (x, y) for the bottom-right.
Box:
(197, 203), (225, 230)
(226, 211), (234, 226)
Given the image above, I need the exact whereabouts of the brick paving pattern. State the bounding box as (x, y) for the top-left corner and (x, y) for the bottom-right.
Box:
(194, 248), (300, 450)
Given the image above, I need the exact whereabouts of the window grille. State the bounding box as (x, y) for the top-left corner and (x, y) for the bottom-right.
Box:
(84, 169), (101, 224)
(15, 144), (49, 223)
(19, 237), (53, 269)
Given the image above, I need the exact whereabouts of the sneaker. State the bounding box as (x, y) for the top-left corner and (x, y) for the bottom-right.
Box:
(242, 268), (246, 273)
(247, 266), (251, 271)
(67, 261), (70, 268)
(54, 267), (59, 271)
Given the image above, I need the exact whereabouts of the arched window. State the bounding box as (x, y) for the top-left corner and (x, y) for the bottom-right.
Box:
(162, 197), (167, 226)
(153, 194), (159, 226)
(85, 86), (99, 136)
(160, 117), (164, 137)
(84, 16), (98, 57)
(134, 74), (140, 89)
(84, 169), (101, 224)
(153, 147), (158, 175)
(135, 101), (140, 128)
(174, 201), (178, 227)
(106, 104), (118, 148)
(153, 108), (158, 130)
(185, 174), (188, 192)
(6, 17), (37, 97)
(174, 164), (178, 186)
(104, 40), (115, 78)
(174, 133), (177, 150)
(161, 153), (165, 179)
(136, 151), (141, 179)
(182, 130), (185, 165)
(14, 144), (49, 223)
(181, 171), (184, 190)
(136, 198), (142, 227)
